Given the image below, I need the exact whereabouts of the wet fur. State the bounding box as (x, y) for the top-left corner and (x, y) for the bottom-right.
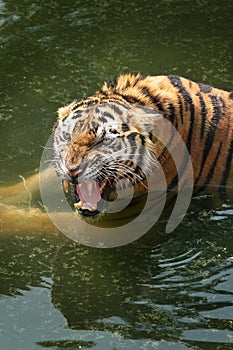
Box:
(56, 74), (233, 196)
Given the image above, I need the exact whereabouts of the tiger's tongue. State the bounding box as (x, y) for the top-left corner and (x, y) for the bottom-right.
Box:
(76, 181), (101, 204)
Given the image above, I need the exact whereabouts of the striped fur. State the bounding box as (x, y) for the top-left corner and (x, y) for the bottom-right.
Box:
(54, 74), (233, 209)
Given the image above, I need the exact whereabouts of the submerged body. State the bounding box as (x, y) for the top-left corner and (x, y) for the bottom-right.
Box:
(0, 74), (233, 234)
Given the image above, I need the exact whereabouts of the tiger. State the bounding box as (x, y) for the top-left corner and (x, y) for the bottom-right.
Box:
(54, 74), (233, 220)
(0, 73), (233, 233)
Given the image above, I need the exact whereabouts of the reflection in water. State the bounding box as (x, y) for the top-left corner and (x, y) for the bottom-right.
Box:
(1, 208), (233, 348)
(48, 212), (233, 345)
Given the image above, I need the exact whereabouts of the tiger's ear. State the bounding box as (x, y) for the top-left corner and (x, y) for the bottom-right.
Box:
(57, 105), (71, 120)
(132, 105), (164, 134)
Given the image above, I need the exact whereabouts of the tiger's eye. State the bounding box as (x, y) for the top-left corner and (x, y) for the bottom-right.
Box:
(109, 128), (119, 134)
(62, 132), (71, 141)
(122, 123), (130, 132)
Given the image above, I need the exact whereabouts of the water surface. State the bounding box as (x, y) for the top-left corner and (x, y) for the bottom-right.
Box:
(1, 1), (233, 349)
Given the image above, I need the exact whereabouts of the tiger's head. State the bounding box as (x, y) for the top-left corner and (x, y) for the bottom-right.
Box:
(53, 98), (162, 219)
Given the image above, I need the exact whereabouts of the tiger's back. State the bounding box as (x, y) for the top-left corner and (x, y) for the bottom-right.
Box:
(97, 74), (233, 194)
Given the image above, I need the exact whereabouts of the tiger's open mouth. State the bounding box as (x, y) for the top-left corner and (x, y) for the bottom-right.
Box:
(71, 179), (112, 217)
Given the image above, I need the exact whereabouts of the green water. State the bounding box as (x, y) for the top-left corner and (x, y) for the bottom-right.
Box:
(1, 0), (233, 349)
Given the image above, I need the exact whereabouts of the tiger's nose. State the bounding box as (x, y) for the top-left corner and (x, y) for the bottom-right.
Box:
(66, 167), (83, 179)
(65, 155), (83, 178)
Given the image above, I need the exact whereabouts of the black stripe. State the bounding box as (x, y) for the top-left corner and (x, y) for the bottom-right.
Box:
(158, 125), (176, 162)
(112, 104), (123, 115)
(72, 110), (83, 119)
(71, 99), (98, 111)
(127, 137), (136, 159)
(178, 95), (184, 124)
(150, 96), (163, 111)
(139, 134), (145, 145)
(127, 132), (138, 141)
(196, 92), (206, 140)
(158, 146), (168, 163)
(103, 111), (115, 120)
(122, 136), (127, 149)
(195, 94), (222, 184)
(198, 82), (212, 93)
(219, 138), (233, 194)
(168, 75), (195, 153)
(229, 92), (233, 100)
(126, 133), (145, 162)
(107, 99), (130, 110)
(219, 96), (227, 115)
(167, 102), (176, 123)
(71, 100), (83, 111)
(86, 99), (98, 107)
(199, 142), (222, 191)
(122, 95), (145, 105)
(167, 174), (178, 191)
(220, 96), (226, 108)
(99, 116), (107, 123)
(209, 94), (222, 124)
(167, 147), (192, 191)
(132, 75), (143, 86)
(141, 87), (163, 111)
(134, 165), (143, 178)
(91, 121), (98, 130)
(106, 77), (117, 91)
(61, 115), (69, 122)
(174, 119), (179, 130)
(126, 132), (145, 145)
(125, 79), (131, 88)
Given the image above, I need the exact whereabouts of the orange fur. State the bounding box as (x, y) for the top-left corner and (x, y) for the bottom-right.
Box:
(96, 74), (233, 191)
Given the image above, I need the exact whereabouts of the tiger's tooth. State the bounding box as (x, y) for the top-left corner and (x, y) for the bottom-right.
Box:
(74, 201), (83, 209)
(63, 179), (69, 193)
(87, 182), (93, 196)
(91, 203), (97, 211)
